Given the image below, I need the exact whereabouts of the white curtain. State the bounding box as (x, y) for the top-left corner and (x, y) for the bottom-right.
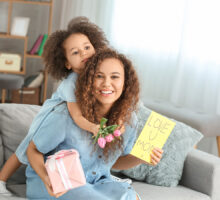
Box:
(56, 0), (220, 115)
(57, 0), (114, 39)
(110, 0), (220, 115)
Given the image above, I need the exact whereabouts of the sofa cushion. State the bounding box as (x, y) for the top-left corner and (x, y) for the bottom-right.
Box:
(0, 103), (41, 183)
(121, 103), (203, 187)
(132, 182), (211, 200)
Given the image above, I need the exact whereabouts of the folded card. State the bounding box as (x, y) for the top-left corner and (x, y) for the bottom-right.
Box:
(45, 149), (86, 195)
(130, 111), (176, 163)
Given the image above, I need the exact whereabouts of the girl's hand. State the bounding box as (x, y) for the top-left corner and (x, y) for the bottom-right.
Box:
(43, 175), (65, 198)
(119, 125), (125, 134)
(149, 147), (163, 166)
(91, 124), (100, 136)
(118, 120), (125, 135)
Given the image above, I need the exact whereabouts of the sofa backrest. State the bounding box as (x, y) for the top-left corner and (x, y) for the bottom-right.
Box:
(0, 103), (41, 183)
(0, 129), (3, 169)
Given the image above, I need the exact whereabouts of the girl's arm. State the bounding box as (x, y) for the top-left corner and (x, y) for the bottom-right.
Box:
(0, 153), (21, 182)
(67, 102), (100, 135)
(26, 141), (64, 198)
(112, 147), (163, 170)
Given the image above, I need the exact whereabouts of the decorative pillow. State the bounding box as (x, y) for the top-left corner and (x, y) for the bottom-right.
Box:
(23, 74), (38, 87)
(23, 72), (44, 88)
(121, 102), (203, 187)
(27, 71), (44, 88)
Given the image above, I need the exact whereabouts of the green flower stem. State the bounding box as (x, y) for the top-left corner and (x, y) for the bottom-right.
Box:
(93, 118), (119, 144)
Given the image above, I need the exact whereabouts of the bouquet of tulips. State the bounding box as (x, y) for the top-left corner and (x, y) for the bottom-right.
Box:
(93, 118), (122, 149)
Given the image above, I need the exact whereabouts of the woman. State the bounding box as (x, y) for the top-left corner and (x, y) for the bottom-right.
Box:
(26, 48), (163, 200)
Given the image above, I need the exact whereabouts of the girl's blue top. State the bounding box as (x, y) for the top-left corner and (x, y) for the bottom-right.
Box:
(15, 72), (77, 164)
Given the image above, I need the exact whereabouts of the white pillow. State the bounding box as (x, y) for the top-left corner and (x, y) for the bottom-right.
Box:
(28, 72), (44, 88)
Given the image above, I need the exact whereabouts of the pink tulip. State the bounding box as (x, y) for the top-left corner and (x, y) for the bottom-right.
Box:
(105, 134), (114, 143)
(113, 129), (121, 137)
(98, 137), (106, 148)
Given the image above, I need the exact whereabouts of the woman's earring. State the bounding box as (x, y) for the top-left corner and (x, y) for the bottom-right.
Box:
(66, 64), (71, 70)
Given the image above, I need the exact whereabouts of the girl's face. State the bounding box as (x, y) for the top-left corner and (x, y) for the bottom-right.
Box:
(63, 33), (95, 73)
(93, 58), (125, 110)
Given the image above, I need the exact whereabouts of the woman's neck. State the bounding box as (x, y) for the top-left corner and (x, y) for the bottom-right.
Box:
(96, 103), (112, 118)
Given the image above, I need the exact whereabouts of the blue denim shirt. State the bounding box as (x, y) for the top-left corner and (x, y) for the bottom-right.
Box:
(29, 102), (138, 184)
(25, 102), (139, 200)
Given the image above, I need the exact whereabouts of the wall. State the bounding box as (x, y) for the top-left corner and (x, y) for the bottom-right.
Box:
(198, 137), (218, 157)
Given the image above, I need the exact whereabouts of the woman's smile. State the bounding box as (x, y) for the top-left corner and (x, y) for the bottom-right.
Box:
(100, 89), (114, 96)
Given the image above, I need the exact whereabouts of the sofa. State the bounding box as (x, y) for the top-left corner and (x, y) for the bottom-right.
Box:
(0, 103), (220, 200)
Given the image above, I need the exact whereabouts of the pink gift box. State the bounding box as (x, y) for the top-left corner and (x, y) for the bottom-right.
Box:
(45, 149), (86, 194)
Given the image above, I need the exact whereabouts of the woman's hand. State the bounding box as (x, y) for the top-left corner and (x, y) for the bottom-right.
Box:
(138, 147), (163, 166)
(43, 175), (66, 198)
(43, 175), (54, 196)
(27, 141), (66, 198)
(112, 147), (163, 170)
(149, 147), (163, 166)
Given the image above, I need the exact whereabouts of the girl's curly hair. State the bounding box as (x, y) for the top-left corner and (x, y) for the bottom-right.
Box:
(42, 17), (109, 80)
(75, 48), (140, 160)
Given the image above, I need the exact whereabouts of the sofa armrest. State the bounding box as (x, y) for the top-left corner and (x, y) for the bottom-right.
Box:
(180, 149), (220, 200)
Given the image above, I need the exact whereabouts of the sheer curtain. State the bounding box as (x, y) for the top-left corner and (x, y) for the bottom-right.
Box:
(110, 0), (220, 115)
(57, 0), (114, 39)
(56, 0), (220, 115)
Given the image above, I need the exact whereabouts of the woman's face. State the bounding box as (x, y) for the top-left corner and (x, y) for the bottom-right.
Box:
(93, 58), (125, 109)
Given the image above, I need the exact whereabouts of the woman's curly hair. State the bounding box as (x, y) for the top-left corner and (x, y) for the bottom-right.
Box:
(42, 17), (109, 80)
(75, 48), (140, 160)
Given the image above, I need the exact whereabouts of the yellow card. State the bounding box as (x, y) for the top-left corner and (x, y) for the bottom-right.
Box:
(130, 111), (176, 163)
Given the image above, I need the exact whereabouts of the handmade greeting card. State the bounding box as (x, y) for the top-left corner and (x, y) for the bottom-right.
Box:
(130, 111), (176, 163)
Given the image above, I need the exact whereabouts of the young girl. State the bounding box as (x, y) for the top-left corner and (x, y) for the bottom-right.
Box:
(0, 17), (109, 196)
(26, 48), (163, 199)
